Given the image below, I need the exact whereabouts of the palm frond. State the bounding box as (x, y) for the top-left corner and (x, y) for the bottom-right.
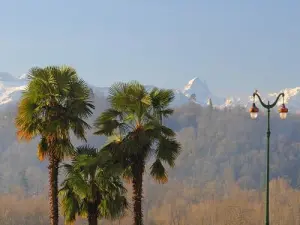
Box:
(150, 159), (168, 184)
(149, 88), (175, 108)
(69, 117), (92, 142)
(59, 183), (81, 224)
(100, 194), (128, 220)
(76, 145), (98, 156)
(159, 108), (174, 118)
(107, 82), (130, 111)
(93, 109), (126, 136)
(149, 88), (175, 122)
(156, 136), (181, 168)
(67, 99), (95, 119)
(37, 137), (48, 161)
(60, 145), (128, 223)
(52, 138), (75, 160)
(17, 65), (95, 162)
(15, 97), (41, 141)
(122, 166), (133, 183)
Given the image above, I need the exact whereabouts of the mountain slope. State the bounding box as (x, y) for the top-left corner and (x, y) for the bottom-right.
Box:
(1, 96), (300, 194)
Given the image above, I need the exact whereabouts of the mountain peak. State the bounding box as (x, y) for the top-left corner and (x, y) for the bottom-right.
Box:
(179, 77), (218, 105)
(183, 77), (209, 93)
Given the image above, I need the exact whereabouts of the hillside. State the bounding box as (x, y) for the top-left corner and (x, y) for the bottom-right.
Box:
(0, 97), (300, 193)
(168, 103), (300, 189)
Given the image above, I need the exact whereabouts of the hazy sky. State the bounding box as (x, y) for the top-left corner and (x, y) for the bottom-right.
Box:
(0, 0), (300, 96)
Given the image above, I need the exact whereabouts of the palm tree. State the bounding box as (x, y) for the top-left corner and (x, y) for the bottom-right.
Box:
(59, 145), (128, 225)
(94, 81), (181, 225)
(15, 66), (94, 225)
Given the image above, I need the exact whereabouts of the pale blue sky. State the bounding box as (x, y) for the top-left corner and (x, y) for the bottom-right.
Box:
(0, 0), (300, 96)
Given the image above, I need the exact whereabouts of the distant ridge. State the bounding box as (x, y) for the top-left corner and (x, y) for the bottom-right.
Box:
(0, 73), (299, 112)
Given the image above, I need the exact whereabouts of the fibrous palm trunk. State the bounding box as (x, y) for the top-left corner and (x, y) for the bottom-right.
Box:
(88, 203), (98, 225)
(48, 155), (59, 225)
(132, 159), (145, 225)
(88, 214), (98, 225)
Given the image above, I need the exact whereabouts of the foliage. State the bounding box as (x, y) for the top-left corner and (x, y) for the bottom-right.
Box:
(59, 145), (128, 224)
(15, 66), (94, 160)
(94, 82), (181, 184)
(94, 82), (181, 225)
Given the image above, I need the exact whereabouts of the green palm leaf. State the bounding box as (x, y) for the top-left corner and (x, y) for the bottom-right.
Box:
(59, 146), (128, 224)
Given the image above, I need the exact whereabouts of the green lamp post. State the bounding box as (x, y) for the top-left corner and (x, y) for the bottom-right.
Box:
(249, 90), (288, 225)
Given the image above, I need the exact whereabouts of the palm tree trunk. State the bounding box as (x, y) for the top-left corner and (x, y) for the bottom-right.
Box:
(88, 214), (98, 225)
(132, 159), (145, 225)
(48, 155), (59, 225)
(88, 203), (98, 225)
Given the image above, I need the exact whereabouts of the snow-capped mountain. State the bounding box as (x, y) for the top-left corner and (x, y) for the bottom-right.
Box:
(268, 88), (300, 112)
(169, 77), (225, 107)
(172, 78), (300, 113)
(219, 88), (300, 112)
(0, 73), (26, 107)
(0, 72), (300, 113)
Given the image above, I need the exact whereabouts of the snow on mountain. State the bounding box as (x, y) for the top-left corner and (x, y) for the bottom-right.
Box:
(0, 73), (26, 108)
(0, 73), (246, 109)
(173, 77), (300, 113)
(268, 87), (300, 112)
(182, 77), (210, 99)
(215, 88), (300, 113)
(178, 77), (223, 105)
(0, 72), (300, 113)
(218, 97), (243, 109)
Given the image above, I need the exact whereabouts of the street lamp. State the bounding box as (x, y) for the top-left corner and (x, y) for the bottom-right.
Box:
(249, 90), (288, 225)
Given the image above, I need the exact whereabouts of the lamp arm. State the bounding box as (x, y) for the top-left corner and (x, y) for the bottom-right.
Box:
(269, 93), (285, 108)
(253, 93), (269, 109)
(253, 92), (284, 109)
